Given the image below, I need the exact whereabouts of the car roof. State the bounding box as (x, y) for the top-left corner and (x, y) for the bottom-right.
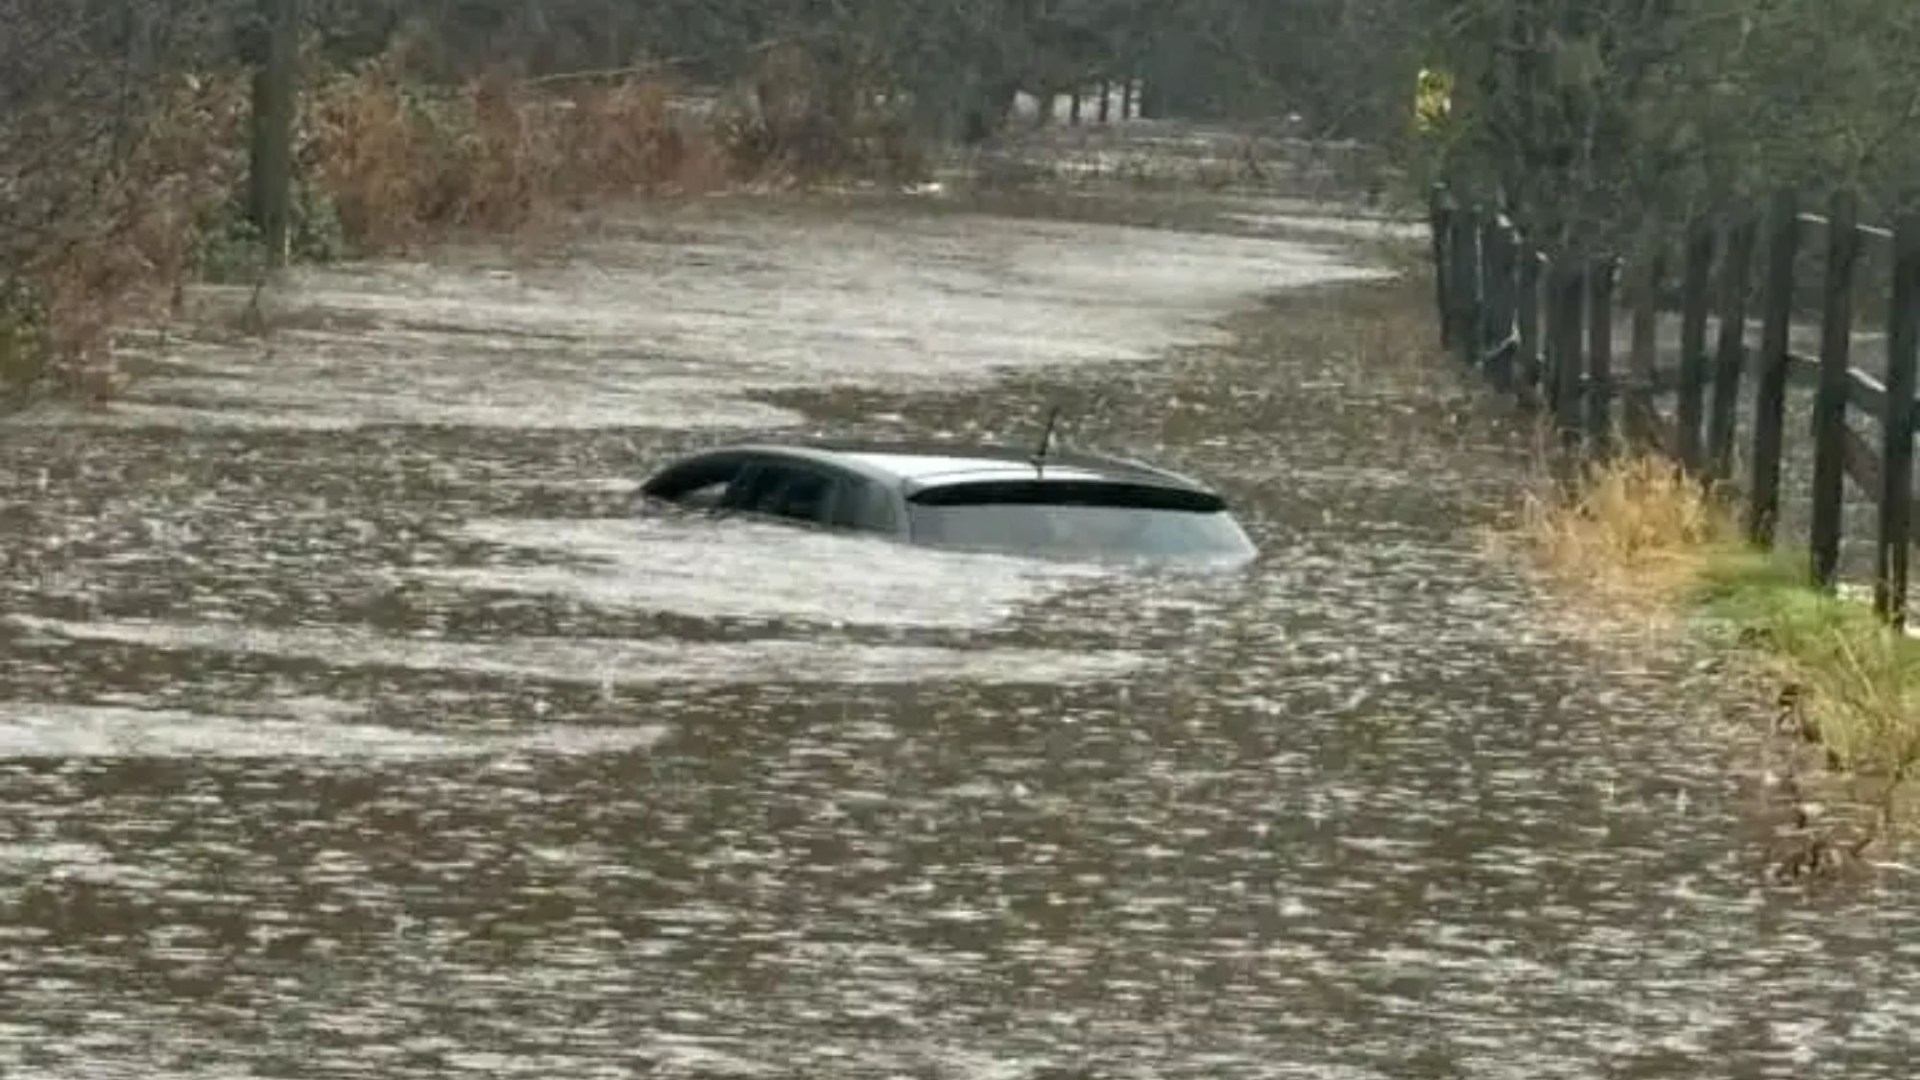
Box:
(678, 439), (1216, 496)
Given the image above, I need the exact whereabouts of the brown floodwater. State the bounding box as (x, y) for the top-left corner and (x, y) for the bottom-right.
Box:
(1, 190), (1915, 1079)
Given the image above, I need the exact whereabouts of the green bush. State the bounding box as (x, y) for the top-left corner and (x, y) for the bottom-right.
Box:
(0, 281), (51, 399)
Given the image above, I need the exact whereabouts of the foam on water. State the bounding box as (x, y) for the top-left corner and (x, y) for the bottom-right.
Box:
(6, 614), (1148, 687)
(59, 203), (1388, 432)
(0, 702), (667, 761)
(416, 515), (1111, 631)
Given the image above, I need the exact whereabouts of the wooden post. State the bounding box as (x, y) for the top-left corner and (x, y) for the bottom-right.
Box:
(1542, 260), (1560, 406)
(1121, 78), (1136, 120)
(1552, 262), (1586, 450)
(1518, 250), (1544, 402)
(247, 0), (299, 269)
(1449, 208), (1481, 368)
(1483, 219), (1516, 388)
(1748, 190), (1801, 547)
(1098, 79), (1112, 123)
(1875, 210), (1920, 624)
(1587, 258), (1616, 451)
(1676, 221), (1716, 471)
(1810, 192), (1862, 591)
(1706, 215), (1758, 483)
(1628, 252), (1665, 451)
(1477, 215), (1499, 362)
(1429, 186), (1453, 347)
(1069, 87), (1082, 125)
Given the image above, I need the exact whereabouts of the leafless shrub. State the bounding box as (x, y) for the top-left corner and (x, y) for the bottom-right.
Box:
(304, 47), (739, 250)
(716, 38), (926, 184)
(1, 2), (248, 398)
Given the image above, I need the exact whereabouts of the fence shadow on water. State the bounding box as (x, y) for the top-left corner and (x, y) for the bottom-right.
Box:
(1430, 185), (1920, 627)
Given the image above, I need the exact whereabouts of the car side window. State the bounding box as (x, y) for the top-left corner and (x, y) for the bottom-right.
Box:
(829, 477), (897, 534)
(676, 480), (730, 510)
(726, 462), (837, 526)
(763, 469), (834, 523)
(643, 454), (748, 512)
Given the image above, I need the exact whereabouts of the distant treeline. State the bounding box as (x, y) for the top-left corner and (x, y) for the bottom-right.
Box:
(296, 1), (1421, 141)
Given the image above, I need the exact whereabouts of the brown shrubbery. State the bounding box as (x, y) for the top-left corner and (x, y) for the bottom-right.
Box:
(304, 58), (738, 248)
(2, 72), (251, 400)
(302, 37), (924, 251)
(3, 33), (927, 401)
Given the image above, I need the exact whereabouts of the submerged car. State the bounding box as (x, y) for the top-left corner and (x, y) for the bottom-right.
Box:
(637, 438), (1256, 566)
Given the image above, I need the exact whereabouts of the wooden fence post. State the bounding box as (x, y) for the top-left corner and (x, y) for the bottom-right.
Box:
(1706, 215), (1758, 482)
(1676, 221), (1716, 471)
(1429, 186), (1453, 347)
(1518, 249), (1544, 402)
(1542, 257), (1561, 411)
(247, 0), (300, 269)
(1478, 214), (1511, 383)
(1875, 210), (1920, 624)
(1449, 208), (1482, 368)
(1748, 190), (1801, 547)
(1487, 219), (1518, 388)
(1586, 258), (1616, 451)
(1627, 251), (1665, 451)
(1476, 214), (1495, 360)
(1551, 261), (1586, 450)
(1810, 192), (1861, 591)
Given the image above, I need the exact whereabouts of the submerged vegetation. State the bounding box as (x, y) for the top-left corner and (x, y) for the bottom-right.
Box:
(1519, 453), (1920, 878)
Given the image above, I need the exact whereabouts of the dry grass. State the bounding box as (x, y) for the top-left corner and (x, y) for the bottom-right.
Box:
(1516, 452), (1741, 619)
(304, 59), (731, 249)
(305, 41), (920, 252)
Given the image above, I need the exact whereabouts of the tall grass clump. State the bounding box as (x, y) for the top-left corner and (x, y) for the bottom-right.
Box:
(1517, 452), (1740, 616)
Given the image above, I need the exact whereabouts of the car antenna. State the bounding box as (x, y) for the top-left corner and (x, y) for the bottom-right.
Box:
(1030, 405), (1061, 473)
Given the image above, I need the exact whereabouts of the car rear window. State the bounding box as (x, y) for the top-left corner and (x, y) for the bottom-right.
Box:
(906, 480), (1252, 563)
(908, 479), (1226, 513)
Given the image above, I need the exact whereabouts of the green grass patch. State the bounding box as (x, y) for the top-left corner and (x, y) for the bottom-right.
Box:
(1693, 548), (1920, 791)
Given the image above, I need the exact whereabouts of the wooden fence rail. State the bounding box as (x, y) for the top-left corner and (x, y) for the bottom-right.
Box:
(1429, 185), (1920, 627)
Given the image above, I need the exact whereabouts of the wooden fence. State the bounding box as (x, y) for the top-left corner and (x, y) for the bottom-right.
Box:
(1429, 186), (1920, 626)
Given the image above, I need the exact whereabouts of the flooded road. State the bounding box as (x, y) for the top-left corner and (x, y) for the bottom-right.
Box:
(2, 192), (1916, 1078)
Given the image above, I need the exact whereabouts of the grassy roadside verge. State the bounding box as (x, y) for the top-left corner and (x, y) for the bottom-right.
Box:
(1519, 453), (1920, 881)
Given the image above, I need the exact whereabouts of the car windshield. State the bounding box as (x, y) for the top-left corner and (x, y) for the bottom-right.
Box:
(906, 480), (1256, 564)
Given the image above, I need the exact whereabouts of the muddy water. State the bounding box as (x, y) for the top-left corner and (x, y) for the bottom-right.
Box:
(1, 194), (1916, 1078)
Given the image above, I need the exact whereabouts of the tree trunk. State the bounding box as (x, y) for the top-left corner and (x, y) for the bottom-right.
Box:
(248, 0), (300, 269)
(1097, 79), (1111, 123)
